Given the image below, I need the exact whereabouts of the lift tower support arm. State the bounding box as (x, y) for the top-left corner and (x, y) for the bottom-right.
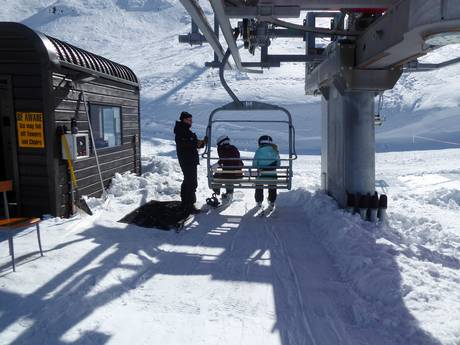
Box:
(306, 0), (460, 207)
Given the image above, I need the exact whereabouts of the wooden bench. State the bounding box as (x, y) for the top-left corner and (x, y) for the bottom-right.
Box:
(0, 180), (43, 272)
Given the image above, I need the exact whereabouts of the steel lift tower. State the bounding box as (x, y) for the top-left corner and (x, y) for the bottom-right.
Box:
(179, 0), (460, 208)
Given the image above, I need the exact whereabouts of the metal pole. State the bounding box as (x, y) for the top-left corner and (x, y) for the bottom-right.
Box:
(325, 85), (375, 206)
(344, 91), (375, 196)
(219, 49), (242, 105)
(213, 16), (219, 64)
(80, 89), (106, 196)
(3, 192), (9, 218)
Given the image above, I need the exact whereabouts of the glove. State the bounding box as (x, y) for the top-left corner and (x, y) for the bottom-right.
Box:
(203, 136), (208, 145)
(197, 140), (205, 149)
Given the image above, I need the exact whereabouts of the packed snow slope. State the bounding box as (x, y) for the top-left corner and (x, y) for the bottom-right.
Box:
(1, 141), (460, 345)
(1, 0), (460, 153)
(0, 1), (459, 345)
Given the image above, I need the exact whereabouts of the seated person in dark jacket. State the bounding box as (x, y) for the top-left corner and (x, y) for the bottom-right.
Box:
(174, 111), (207, 214)
(213, 135), (243, 200)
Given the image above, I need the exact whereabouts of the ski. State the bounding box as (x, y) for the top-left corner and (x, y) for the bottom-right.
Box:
(254, 205), (265, 217)
(256, 205), (276, 218)
(174, 214), (195, 233)
(264, 205), (277, 218)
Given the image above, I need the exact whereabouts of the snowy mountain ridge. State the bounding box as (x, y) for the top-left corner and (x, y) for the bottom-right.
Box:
(2, 0), (460, 152)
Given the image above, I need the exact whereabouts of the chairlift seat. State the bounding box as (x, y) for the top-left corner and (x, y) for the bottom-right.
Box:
(202, 102), (297, 190)
(211, 166), (289, 188)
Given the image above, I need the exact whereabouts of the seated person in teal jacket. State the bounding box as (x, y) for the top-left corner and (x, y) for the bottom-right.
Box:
(252, 135), (280, 207)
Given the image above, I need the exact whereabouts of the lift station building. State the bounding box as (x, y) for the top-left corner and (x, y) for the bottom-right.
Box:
(0, 22), (141, 218)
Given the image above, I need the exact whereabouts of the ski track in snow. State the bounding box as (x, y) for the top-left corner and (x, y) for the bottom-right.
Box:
(264, 215), (319, 345)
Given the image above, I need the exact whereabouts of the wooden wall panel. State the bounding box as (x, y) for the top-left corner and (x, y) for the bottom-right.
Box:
(0, 31), (50, 217)
(52, 71), (140, 214)
(0, 27), (140, 218)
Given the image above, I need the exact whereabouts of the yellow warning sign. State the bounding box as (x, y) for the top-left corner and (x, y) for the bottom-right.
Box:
(16, 112), (45, 148)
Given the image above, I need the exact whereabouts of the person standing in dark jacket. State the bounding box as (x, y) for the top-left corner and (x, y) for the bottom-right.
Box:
(213, 135), (243, 200)
(174, 111), (207, 214)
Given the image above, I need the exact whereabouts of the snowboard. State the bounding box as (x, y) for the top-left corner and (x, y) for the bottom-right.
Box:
(174, 214), (195, 232)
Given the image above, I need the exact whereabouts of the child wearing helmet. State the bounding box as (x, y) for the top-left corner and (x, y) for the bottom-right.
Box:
(213, 135), (243, 199)
(253, 135), (280, 207)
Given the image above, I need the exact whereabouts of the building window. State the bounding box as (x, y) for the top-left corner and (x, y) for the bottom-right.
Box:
(89, 104), (121, 149)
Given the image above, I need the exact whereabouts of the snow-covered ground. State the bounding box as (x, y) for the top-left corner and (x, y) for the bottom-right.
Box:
(1, 1), (460, 345)
(1, 140), (459, 345)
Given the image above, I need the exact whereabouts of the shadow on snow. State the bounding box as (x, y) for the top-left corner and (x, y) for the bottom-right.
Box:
(0, 190), (445, 345)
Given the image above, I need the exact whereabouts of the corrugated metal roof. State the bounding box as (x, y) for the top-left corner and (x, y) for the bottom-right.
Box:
(45, 34), (139, 86)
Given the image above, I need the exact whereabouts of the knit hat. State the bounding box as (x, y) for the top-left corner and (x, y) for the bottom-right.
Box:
(216, 135), (230, 146)
(258, 135), (273, 145)
(180, 111), (192, 120)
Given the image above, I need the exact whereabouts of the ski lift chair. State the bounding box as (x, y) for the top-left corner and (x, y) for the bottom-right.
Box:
(202, 101), (297, 191)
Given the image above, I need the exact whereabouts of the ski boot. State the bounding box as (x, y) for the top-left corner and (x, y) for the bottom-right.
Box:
(188, 205), (202, 214)
(206, 193), (220, 208)
(222, 193), (233, 203)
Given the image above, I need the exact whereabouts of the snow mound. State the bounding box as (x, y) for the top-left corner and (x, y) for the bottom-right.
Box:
(296, 189), (460, 344)
(425, 188), (460, 209)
